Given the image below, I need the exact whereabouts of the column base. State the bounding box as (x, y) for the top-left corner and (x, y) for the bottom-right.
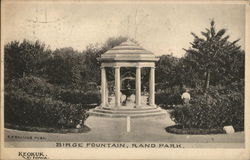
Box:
(149, 104), (157, 108)
(114, 106), (121, 110)
(100, 104), (107, 108)
(135, 105), (142, 109)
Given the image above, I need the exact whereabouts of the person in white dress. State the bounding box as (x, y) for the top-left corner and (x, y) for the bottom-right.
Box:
(181, 89), (191, 105)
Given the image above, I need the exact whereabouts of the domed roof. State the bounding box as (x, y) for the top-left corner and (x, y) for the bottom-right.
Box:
(100, 40), (159, 62)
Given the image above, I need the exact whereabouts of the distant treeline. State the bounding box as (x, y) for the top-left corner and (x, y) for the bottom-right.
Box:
(4, 20), (244, 92)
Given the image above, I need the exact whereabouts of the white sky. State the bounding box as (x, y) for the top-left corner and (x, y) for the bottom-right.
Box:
(3, 1), (245, 57)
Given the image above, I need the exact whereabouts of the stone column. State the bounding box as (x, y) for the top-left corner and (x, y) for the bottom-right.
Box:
(149, 67), (155, 107)
(105, 80), (109, 106)
(115, 66), (121, 107)
(136, 66), (141, 108)
(101, 67), (106, 108)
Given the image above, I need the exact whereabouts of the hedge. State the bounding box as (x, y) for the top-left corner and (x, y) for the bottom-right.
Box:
(5, 123), (91, 133)
(6, 76), (101, 106)
(5, 90), (89, 128)
(57, 89), (101, 106)
(155, 92), (182, 107)
(169, 85), (244, 130)
(5, 76), (58, 97)
(165, 125), (225, 134)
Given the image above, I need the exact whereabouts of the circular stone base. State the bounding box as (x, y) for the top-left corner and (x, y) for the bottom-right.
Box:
(87, 105), (167, 118)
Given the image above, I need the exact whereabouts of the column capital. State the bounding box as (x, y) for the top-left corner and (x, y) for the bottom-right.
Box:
(100, 66), (105, 69)
(150, 67), (156, 69)
(136, 66), (142, 69)
(114, 66), (121, 69)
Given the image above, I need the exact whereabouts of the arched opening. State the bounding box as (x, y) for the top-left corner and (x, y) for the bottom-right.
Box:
(121, 71), (135, 90)
(120, 71), (136, 105)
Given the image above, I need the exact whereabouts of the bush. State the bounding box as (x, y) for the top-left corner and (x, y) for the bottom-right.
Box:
(57, 89), (101, 106)
(165, 125), (225, 134)
(155, 92), (182, 106)
(6, 76), (101, 107)
(4, 76), (101, 129)
(170, 85), (244, 130)
(4, 90), (89, 128)
(5, 76), (58, 97)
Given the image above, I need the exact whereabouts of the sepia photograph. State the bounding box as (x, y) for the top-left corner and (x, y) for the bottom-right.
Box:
(1, 0), (249, 159)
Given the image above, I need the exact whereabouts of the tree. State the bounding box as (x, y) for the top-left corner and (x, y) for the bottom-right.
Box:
(83, 36), (128, 85)
(46, 47), (84, 87)
(45, 36), (128, 88)
(4, 40), (51, 82)
(156, 55), (180, 88)
(155, 54), (201, 93)
(83, 44), (102, 84)
(101, 36), (128, 52)
(184, 20), (244, 91)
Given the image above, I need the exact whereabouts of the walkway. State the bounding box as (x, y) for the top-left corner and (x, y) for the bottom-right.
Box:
(4, 112), (244, 148)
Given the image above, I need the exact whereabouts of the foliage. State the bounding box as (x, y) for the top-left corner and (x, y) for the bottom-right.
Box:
(183, 20), (244, 90)
(4, 37), (128, 89)
(4, 40), (51, 82)
(156, 55), (180, 87)
(4, 32), (244, 131)
(46, 47), (85, 88)
(155, 92), (182, 106)
(165, 125), (224, 134)
(6, 76), (100, 106)
(170, 85), (244, 130)
(74, 36), (128, 84)
(155, 55), (204, 90)
(102, 36), (128, 52)
(57, 89), (101, 106)
(3, 37), (129, 128)
(4, 76), (100, 128)
(4, 90), (88, 128)
(5, 76), (58, 97)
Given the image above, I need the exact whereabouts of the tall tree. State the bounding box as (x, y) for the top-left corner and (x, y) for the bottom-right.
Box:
(46, 47), (84, 87)
(184, 20), (244, 91)
(84, 36), (128, 84)
(156, 54), (180, 88)
(4, 40), (51, 81)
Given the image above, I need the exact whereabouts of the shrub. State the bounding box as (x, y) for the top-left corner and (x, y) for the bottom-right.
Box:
(6, 76), (101, 107)
(57, 89), (101, 106)
(5, 76), (59, 97)
(165, 125), (225, 134)
(170, 85), (244, 130)
(4, 90), (89, 128)
(155, 92), (182, 106)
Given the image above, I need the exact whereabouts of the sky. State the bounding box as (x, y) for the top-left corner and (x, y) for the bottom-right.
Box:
(2, 1), (246, 57)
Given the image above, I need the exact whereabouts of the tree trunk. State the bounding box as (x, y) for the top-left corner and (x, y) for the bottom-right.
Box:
(204, 69), (211, 91)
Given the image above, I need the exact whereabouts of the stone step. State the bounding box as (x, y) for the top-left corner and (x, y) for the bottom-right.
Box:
(88, 110), (167, 118)
(93, 108), (162, 114)
(100, 106), (157, 111)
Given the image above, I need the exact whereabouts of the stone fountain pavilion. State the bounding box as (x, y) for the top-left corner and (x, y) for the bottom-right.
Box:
(88, 40), (167, 118)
